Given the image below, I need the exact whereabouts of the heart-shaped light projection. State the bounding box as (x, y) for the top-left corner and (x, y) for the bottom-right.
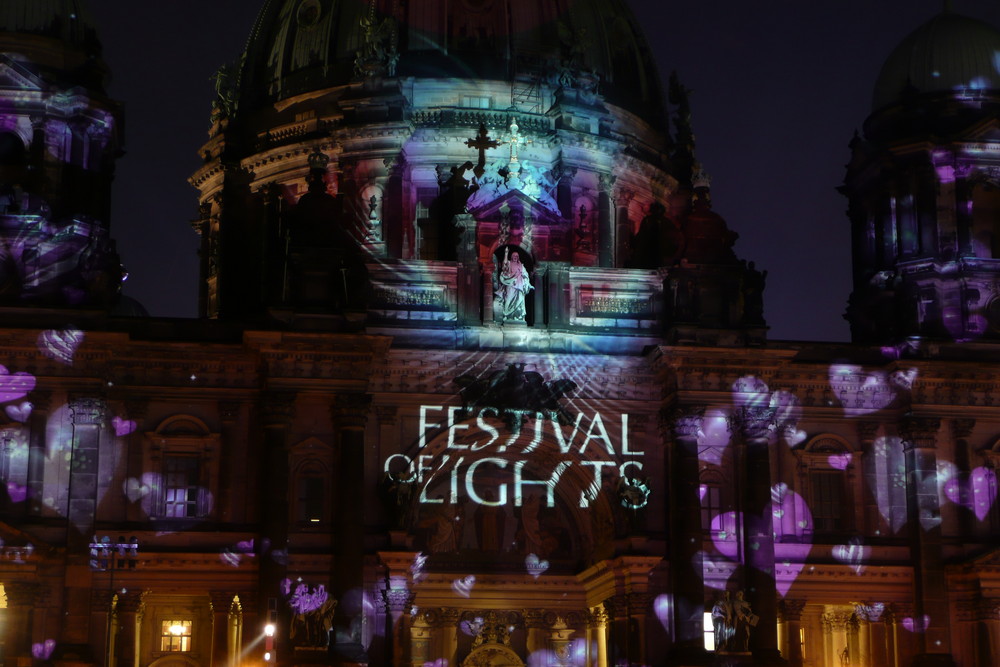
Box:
(112, 417), (137, 437)
(902, 615), (930, 633)
(943, 464), (998, 522)
(32, 640), (56, 661)
(123, 477), (152, 503)
(451, 575), (475, 598)
(37, 329), (84, 366)
(709, 512), (740, 560)
(828, 364), (901, 417)
(0, 365), (35, 403)
(525, 553), (549, 579)
(832, 537), (869, 575)
(5, 401), (31, 422)
(653, 594), (672, 633)
(6, 482), (27, 503)
(828, 453), (852, 470)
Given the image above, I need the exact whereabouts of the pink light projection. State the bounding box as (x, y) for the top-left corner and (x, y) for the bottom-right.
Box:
(4, 401), (31, 422)
(37, 329), (84, 365)
(112, 417), (137, 437)
(282, 580), (330, 615)
(902, 615), (930, 633)
(31, 640), (56, 661)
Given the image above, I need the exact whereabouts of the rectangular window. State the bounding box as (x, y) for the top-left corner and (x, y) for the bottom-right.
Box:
(811, 470), (845, 532)
(164, 456), (200, 518)
(700, 483), (722, 531)
(160, 620), (192, 652)
(461, 95), (491, 109)
(297, 477), (325, 523)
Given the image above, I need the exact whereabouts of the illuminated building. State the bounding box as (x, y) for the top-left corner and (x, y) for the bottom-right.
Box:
(1, 2), (1000, 667)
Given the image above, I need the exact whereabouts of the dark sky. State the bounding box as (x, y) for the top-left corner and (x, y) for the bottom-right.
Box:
(86, 1), (1000, 342)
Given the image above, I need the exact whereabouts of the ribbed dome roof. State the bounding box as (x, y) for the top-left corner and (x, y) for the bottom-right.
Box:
(873, 11), (1000, 110)
(238, 0), (664, 118)
(0, 0), (99, 53)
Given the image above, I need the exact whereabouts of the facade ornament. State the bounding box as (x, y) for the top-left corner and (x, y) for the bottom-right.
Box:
(210, 62), (238, 122)
(354, 2), (398, 79)
(364, 193), (383, 242)
(471, 610), (513, 648)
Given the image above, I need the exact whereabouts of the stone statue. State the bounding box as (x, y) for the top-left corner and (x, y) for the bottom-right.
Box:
(494, 247), (533, 323)
(365, 194), (382, 242)
(711, 591), (732, 651)
(742, 261), (767, 325)
(729, 590), (757, 652)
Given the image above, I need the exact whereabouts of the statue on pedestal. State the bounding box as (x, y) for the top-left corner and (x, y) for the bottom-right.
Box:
(494, 247), (532, 324)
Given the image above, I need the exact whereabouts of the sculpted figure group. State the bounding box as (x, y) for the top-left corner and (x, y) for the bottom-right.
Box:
(712, 590), (757, 653)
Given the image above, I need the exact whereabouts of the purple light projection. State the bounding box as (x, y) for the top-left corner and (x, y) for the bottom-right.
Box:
(451, 575), (475, 599)
(282, 579), (330, 615)
(112, 417), (137, 437)
(0, 365), (34, 402)
(31, 640), (56, 661)
(524, 553), (548, 579)
(37, 329), (84, 366)
(4, 401), (31, 422)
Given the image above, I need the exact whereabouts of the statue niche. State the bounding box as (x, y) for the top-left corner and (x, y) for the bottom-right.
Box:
(629, 202), (684, 269)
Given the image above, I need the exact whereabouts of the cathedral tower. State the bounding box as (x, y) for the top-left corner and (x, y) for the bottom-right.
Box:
(843, 9), (1000, 345)
(0, 0), (124, 310)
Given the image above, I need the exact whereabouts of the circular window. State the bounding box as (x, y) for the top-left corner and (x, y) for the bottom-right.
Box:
(297, 0), (323, 27)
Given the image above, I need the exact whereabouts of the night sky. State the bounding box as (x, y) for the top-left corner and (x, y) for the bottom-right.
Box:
(85, 1), (1000, 342)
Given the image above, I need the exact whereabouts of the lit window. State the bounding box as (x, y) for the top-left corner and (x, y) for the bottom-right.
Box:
(160, 620), (192, 652)
(700, 482), (722, 531)
(703, 611), (714, 651)
(164, 456), (200, 518)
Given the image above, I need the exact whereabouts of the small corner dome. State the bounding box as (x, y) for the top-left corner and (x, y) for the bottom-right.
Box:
(238, 0), (664, 118)
(873, 11), (1000, 111)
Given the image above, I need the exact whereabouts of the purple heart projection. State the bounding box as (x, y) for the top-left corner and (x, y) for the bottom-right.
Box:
(31, 640), (55, 661)
(37, 329), (84, 365)
(451, 575), (475, 598)
(769, 390), (802, 426)
(236, 539), (254, 553)
(828, 364), (899, 417)
(731, 375), (770, 408)
(944, 466), (997, 522)
(0, 365), (35, 403)
(460, 617), (484, 636)
(783, 426), (807, 447)
(525, 553), (549, 579)
(411, 552), (428, 581)
(828, 453), (852, 470)
(832, 538), (869, 575)
(219, 550), (242, 567)
(902, 615), (930, 633)
(5, 401), (31, 422)
(123, 477), (151, 503)
(112, 417), (137, 437)
(6, 482), (27, 503)
(654, 594), (672, 632)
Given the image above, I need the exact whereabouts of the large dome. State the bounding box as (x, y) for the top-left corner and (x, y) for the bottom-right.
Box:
(872, 11), (1000, 110)
(238, 0), (664, 118)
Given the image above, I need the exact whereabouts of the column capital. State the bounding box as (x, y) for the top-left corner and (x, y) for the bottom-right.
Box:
(522, 609), (547, 630)
(209, 591), (240, 613)
(856, 421), (881, 441)
(733, 406), (776, 441)
(3, 580), (42, 607)
(381, 587), (415, 614)
(951, 418), (976, 440)
(588, 605), (609, 628)
(603, 595), (629, 620)
(117, 589), (146, 614)
(261, 392), (296, 427)
(330, 394), (372, 430)
(666, 407), (704, 440)
(900, 416), (940, 450)
(70, 397), (106, 425)
(779, 599), (806, 622)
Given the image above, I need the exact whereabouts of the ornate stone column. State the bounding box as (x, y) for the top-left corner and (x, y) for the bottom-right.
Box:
(666, 407), (710, 664)
(626, 592), (651, 665)
(976, 598), (1000, 667)
(951, 419), (976, 536)
(597, 172), (615, 267)
(115, 589), (145, 667)
(734, 405), (783, 663)
(259, 393), (295, 662)
(604, 595), (628, 665)
(381, 588), (415, 667)
(900, 417), (955, 664)
(523, 610), (547, 657)
(217, 402), (242, 522)
(857, 603), (890, 667)
(779, 599), (806, 667)
(556, 164), (578, 222)
(331, 394), (372, 649)
(210, 592), (239, 667)
(588, 606), (609, 667)
(614, 188), (634, 267)
(26, 390), (51, 517)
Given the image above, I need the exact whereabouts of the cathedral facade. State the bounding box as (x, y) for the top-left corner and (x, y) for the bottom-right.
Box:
(0, 2), (999, 667)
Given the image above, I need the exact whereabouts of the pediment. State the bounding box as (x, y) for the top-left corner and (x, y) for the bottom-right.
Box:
(0, 55), (44, 91)
(469, 187), (563, 225)
(466, 161), (562, 220)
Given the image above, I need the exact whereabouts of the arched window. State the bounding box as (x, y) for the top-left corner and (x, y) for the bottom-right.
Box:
(0, 132), (26, 167)
(795, 436), (857, 537)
